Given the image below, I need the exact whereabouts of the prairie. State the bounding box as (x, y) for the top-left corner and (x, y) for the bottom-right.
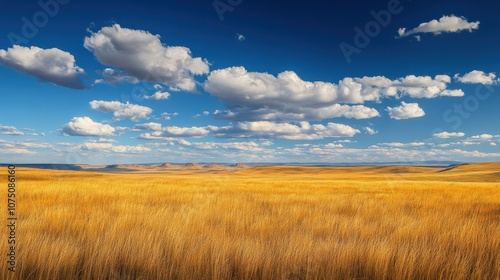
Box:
(1, 163), (499, 279)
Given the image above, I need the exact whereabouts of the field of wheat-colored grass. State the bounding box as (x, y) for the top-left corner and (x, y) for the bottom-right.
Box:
(1, 163), (499, 279)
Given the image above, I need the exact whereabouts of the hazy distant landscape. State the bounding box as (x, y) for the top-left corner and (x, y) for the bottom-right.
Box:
(2, 163), (498, 279)
(0, 160), (463, 172)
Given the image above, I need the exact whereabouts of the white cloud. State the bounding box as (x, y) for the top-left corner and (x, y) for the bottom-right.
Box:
(236, 33), (246, 41)
(433, 131), (465, 139)
(193, 111), (210, 118)
(84, 24), (209, 92)
(16, 142), (53, 149)
(212, 121), (360, 140)
(0, 45), (87, 89)
(376, 142), (426, 148)
(440, 89), (465, 97)
(78, 142), (113, 150)
(335, 140), (354, 143)
(491, 143), (497, 146)
(364, 127), (378, 135)
(205, 67), (458, 122)
(57, 142), (76, 147)
(110, 145), (151, 153)
(458, 141), (479, 146)
(471, 134), (493, 140)
(95, 138), (117, 143)
(160, 112), (178, 120)
(0, 148), (35, 155)
(138, 121), (359, 141)
(144, 91), (170, 100)
(0, 125), (24, 136)
(386, 102), (425, 120)
(392, 75), (453, 98)
(133, 122), (163, 131)
(325, 143), (343, 148)
(94, 68), (139, 84)
(160, 126), (210, 137)
(438, 141), (479, 147)
(138, 123), (210, 139)
(78, 140), (151, 153)
(0, 140), (53, 153)
(178, 140), (266, 152)
(455, 70), (497, 85)
(89, 100), (152, 121)
(397, 15), (479, 38)
(305, 144), (500, 161)
(213, 104), (380, 122)
(61, 117), (116, 136)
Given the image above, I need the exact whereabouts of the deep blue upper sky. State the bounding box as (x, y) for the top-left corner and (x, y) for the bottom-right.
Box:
(0, 0), (499, 164)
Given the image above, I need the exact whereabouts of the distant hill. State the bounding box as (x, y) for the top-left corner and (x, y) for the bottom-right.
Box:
(204, 164), (228, 170)
(104, 164), (132, 170)
(184, 163), (203, 169)
(234, 163), (249, 169)
(438, 162), (500, 173)
(0, 164), (83, 170)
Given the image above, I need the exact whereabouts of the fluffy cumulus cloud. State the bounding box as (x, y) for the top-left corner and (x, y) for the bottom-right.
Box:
(135, 123), (210, 139)
(155, 126), (209, 137)
(389, 75), (464, 98)
(135, 121), (358, 140)
(61, 117), (116, 136)
(212, 121), (360, 140)
(386, 102), (425, 120)
(0, 45), (87, 89)
(433, 131), (465, 139)
(0, 125), (24, 136)
(397, 15), (480, 38)
(455, 70), (498, 85)
(89, 100), (152, 121)
(84, 24), (209, 92)
(205, 67), (460, 122)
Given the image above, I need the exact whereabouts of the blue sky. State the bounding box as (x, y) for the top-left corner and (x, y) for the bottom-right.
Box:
(0, 0), (499, 164)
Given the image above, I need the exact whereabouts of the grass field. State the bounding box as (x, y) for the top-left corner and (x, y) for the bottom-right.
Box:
(1, 163), (499, 279)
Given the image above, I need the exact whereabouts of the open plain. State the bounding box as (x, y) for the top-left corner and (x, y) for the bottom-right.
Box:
(1, 163), (499, 279)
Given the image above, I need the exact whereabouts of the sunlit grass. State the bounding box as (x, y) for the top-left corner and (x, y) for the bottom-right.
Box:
(1, 164), (499, 279)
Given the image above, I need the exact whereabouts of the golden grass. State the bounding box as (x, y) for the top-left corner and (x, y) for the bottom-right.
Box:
(1, 164), (499, 279)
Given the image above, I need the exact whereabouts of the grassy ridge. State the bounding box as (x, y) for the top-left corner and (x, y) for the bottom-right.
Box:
(1, 164), (499, 279)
